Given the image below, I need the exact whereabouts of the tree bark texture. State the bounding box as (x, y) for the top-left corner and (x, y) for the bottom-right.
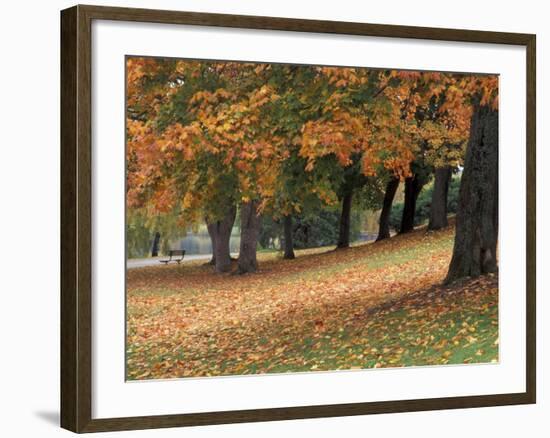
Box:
(337, 191), (353, 249)
(283, 215), (295, 259)
(237, 200), (261, 274)
(445, 105), (499, 283)
(376, 177), (400, 241)
(400, 175), (424, 234)
(206, 205), (236, 273)
(428, 166), (452, 230)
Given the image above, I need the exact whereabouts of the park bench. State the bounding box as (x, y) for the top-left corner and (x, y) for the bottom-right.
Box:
(159, 249), (185, 265)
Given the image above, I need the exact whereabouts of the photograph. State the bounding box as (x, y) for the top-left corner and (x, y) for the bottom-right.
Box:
(0, 0), (542, 435)
(125, 57), (500, 381)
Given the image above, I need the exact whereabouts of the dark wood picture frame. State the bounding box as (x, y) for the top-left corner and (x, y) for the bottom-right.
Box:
(61, 4), (536, 433)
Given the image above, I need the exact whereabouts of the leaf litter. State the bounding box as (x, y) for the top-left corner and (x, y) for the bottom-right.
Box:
(127, 224), (498, 380)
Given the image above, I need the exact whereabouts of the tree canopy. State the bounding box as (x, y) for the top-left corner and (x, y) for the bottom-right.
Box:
(126, 57), (498, 275)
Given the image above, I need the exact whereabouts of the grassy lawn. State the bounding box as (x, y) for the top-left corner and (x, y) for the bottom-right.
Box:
(126, 223), (498, 380)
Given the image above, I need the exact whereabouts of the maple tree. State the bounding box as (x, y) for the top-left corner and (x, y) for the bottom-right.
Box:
(374, 72), (469, 236)
(298, 68), (476, 241)
(127, 59), (285, 273)
(246, 64), (330, 259)
(298, 68), (411, 247)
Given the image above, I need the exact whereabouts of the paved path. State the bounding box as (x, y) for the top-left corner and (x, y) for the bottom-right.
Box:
(127, 253), (238, 269)
(127, 254), (211, 269)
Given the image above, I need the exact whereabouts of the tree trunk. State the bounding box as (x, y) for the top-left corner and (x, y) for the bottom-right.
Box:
(206, 223), (217, 265)
(237, 200), (261, 274)
(445, 104), (498, 284)
(151, 231), (161, 257)
(376, 177), (399, 241)
(206, 205), (236, 273)
(283, 215), (295, 259)
(428, 166), (452, 230)
(337, 191), (353, 249)
(400, 175), (424, 234)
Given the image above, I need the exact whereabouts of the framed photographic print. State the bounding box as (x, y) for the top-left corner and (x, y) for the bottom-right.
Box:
(60, 4), (536, 433)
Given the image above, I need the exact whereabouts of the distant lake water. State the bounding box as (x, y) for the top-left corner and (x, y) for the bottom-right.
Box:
(176, 230), (241, 255)
(173, 230), (376, 256)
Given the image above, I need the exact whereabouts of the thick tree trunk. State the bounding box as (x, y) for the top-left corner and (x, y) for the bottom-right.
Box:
(151, 231), (161, 257)
(237, 200), (261, 274)
(428, 166), (452, 230)
(445, 105), (498, 284)
(400, 175), (424, 234)
(283, 215), (295, 259)
(376, 177), (399, 241)
(206, 223), (217, 266)
(337, 191), (353, 249)
(206, 205), (236, 273)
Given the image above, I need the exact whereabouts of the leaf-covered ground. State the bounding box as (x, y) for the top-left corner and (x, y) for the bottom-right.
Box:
(126, 224), (498, 380)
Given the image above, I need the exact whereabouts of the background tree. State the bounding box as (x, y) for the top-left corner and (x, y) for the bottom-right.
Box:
(418, 84), (472, 231)
(376, 175), (400, 241)
(300, 68), (417, 246)
(256, 64), (329, 259)
(399, 163), (432, 234)
(428, 166), (453, 230)
(389, 176), (461, 231)
(151, 231), (161, 257)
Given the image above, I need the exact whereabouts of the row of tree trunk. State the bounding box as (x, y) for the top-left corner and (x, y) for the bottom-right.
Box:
(152, 105), (498, 282)
(274, 104), (498, 281)
(151, 149), (458, 275)
(376, 168), (452, 244)
(374, 165), (452, 244)
(277, 165), (451, 255)
(373, 103), (499, 284)
(241, 101), (498, 277)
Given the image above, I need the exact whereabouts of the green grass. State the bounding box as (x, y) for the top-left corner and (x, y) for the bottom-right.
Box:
(257, 289), (498, 374)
